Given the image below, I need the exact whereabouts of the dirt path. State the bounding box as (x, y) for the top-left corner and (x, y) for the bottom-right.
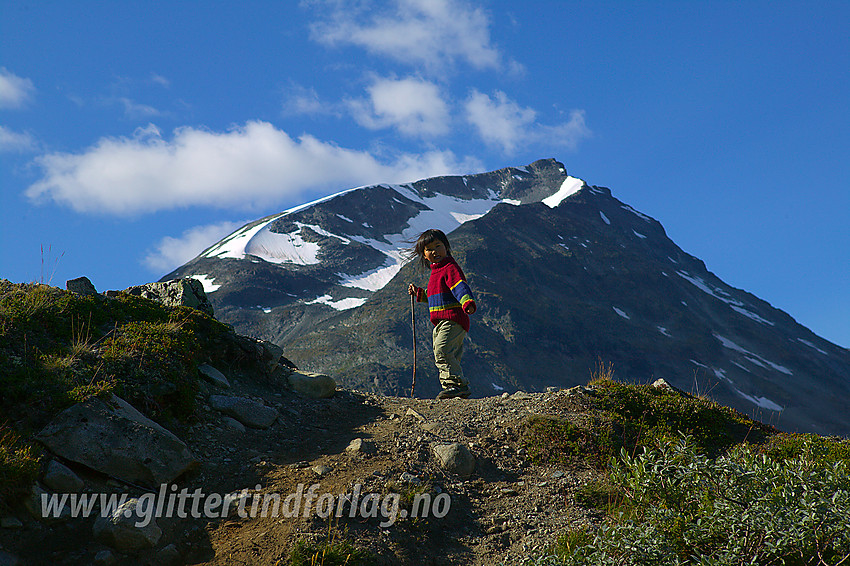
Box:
(187, 386), (604, 566)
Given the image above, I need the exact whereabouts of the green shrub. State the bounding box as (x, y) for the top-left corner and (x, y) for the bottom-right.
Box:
(523, 415), (597, 466)
(759, 432), (850, 464)
(0, 427), (41, 513)
(589, 379), (774, 458)
(287, 528), (377, 566)
(552, 435), (850, 565)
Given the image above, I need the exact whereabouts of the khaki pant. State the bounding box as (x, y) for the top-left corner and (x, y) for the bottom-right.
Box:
(432, 320), (468, 390)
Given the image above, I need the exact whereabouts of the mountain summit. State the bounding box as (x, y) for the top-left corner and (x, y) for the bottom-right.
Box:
(164, 159), (850, 437)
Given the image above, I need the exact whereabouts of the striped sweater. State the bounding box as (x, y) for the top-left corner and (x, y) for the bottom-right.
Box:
(416, 256), (476, 332)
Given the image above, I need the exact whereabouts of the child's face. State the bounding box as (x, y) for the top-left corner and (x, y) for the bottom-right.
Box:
(423, 240), (448, 264)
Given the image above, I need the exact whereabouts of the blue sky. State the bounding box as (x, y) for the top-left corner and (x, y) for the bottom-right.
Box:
(1, 0), (848, 348)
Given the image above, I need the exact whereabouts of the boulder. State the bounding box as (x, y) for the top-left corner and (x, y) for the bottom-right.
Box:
(35, 394), (198, 487)
(432, 443), (476, 478)
(24, 484), (71, 523)
(42, 459), (85, 493)
(198, 363), (230, 388)
(288, 370), (336, 399)
(93, 498), (162, 552)
(92, 550), (117, 566)
(227, 334), (288, 375)
(66, 276), (97, 296)
(123, 278), (213, 316)
(345, 438), (377, 454)
(652, 378), (688, 396)
(209, 395), (278, 429)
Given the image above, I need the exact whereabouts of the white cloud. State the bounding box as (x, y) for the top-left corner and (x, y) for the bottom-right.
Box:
(26, 120), (481, 215)
(149, 73), (171, 88)
(0, 125), (36, 152)
(118, 97), (163, 119)
(144, 220), (245, 273)
(465, 90), (591, 155)
(0, 68), (36, 109)
(534, 109), (592, 151)
(464, 90), (536, 154)
(281, 84), (336, 117)
(309, 0), (503, 73)
(348, 76), (450, 137)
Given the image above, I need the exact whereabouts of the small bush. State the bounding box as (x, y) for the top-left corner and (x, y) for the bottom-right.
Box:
(287, 528), (377, 566)
(0, 427), (41, 513)
(552, 435), (850, 565)
(523, 415), (598, 466)
(759, 431), (850, 464)
(589, 378), (774, 458)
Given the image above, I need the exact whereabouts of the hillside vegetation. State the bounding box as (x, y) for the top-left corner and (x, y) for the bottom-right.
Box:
(1, 280), (849, 565)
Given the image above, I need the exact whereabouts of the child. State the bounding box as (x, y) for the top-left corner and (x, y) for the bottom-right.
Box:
(407, 229), (477, 399)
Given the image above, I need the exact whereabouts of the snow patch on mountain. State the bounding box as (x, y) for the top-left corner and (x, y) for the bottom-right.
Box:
(613, 307), (630, 319)
(307, 294), (368, 310)
(714, 334), (793, 375)
(677, 270), (773, 325)
(621, 204), (653, 222)
(542, 176), (584, 208)
(338, 253), (406, 292)
(192, 274), (221, 293)
(733, 388), (784, 411)
(797, 338), (828, 356)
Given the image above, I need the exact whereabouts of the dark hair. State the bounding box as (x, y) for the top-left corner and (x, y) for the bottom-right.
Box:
(408, 229), (451, 269)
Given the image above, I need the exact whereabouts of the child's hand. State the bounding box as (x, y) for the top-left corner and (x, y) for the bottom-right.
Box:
(408, 283), (419, 297)
(463, 301), (477, 315)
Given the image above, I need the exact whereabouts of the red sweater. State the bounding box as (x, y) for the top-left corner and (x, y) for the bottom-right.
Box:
(416, 256), (475, 332)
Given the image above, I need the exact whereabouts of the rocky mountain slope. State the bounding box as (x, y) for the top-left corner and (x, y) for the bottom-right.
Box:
(163, 159), (850, 437)
(2, 281), (848, 565)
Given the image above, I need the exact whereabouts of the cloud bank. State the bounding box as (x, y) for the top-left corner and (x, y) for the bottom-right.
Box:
(0, 126), (36, 152)
(309, 0), (506, 73)
(465, 90), (591, 154)
(25, 120), (481, 215)
(348, 76), (450, 138)
(144, 220), (246, 273)
(0, 68), (35, 108)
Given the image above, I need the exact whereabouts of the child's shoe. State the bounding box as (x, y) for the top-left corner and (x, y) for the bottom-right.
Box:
(436, 384), (471, 399)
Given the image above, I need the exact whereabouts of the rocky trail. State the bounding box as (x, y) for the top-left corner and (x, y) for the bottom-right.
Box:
(4, 359), (605, 566)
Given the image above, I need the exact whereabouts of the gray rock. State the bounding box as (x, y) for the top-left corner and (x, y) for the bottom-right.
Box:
(123, 278), (213, 316)
(92, 549), (117, 566)
(156, 543), (182, 566)
(66, 276), (97, 296)
(312, 464), (332, 476)
(93, 498), (162, 552)
(198, 363), (230, 388)
(432, 443), (476, 478)
(222, 416), (246, 433)
(405, 408), (427, 422)
(24, 484), (71, 523)
(345, 438), (377, 454)
(288, 371), (336, 399)
(259, 340), (284, 374)
(36, 394), (198, 487)
(652, 378), (687, 395)
(42, 459), (85, 493)
(209, 395), (278, 429)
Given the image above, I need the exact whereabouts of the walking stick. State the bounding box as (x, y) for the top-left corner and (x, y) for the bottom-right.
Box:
(410, 292), (417, 397)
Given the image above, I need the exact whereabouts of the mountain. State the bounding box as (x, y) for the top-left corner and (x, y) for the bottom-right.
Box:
(163, 159), (850, 437)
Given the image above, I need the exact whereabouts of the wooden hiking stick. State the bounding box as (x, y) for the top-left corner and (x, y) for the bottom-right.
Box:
(411, 292), (417, 397)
